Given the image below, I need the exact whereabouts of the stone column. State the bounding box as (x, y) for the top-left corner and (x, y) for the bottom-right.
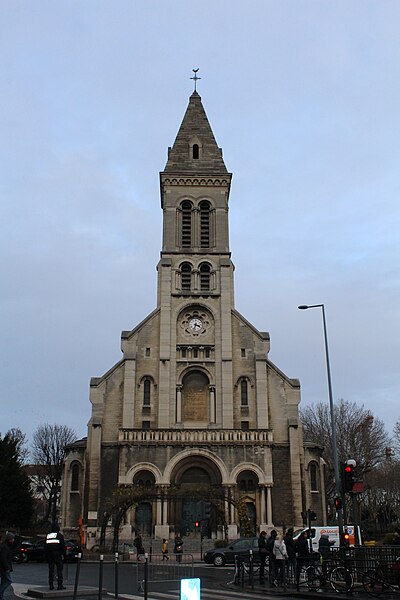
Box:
(209, 386), (216, 423)
(176, 385), (182, 423)
(266, 486), (273, 526)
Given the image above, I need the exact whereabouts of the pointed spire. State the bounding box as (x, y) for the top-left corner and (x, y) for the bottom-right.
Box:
(163, 92), (228, 174)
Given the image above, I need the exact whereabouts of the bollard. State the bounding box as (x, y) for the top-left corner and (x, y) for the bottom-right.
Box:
(249, 549), (254, 589)
(72, 553), (82, 600)
(114, 552), (119, 599)
(144, 553), (149, 600)
(98, 555), (104, 600)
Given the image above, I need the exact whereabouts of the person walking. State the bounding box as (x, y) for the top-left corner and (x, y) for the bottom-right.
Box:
(45, 524), (66, 590)
(266, 529), (277, 585)
(283, 528), (296, 582)
(133, 532), (143, 562)
(295, 531), (310, 590)
(258, 531), (268, 584)
(161, 538), (169, 560)
(272, 534), (288, 588)
(173, 533), (183, 563)
(0, 532), (15, 600)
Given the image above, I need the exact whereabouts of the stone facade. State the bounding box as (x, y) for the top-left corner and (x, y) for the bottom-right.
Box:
(61, 91), (326, 546)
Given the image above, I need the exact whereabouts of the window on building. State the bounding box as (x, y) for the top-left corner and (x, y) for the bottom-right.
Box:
(145, 348), (150, 357)
(241, 421), (249, 430)
(205, 348), (210, 358)
(241, 348), (246, 358)
(310, 462), (319, 492)
(247, 478), (255, 491)
(181, 262), (192, 290)
(193, 348), (198, 358)
(200, 201), (211, 247)
(181, 348), (187, 358)
(199, 263), (211, 291)
(71, 463), (79, 491)
(181, 201), (192, 247)
(142, 421), (150, 430)
(239, 479), (247, 492)
(240, 379), (248, 406)
(193, 144), (199, 159)
(143, 379), (151, 406)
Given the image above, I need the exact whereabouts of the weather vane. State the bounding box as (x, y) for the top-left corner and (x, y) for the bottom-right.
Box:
(190, 68), (201, 92)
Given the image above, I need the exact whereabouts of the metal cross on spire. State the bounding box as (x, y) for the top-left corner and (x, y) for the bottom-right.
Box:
(190, 68), (201, 92)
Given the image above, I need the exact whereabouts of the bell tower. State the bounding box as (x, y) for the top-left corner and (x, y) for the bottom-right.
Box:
(157, 91), (235, 429)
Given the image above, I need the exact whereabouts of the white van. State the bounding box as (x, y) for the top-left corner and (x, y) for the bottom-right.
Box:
(293, 525), (361, 552)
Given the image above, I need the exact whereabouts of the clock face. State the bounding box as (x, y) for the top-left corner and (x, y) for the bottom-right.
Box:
(189, 317), (203, 331)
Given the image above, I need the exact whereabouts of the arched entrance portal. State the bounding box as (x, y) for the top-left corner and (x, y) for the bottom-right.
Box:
(171, 457), (222, 537)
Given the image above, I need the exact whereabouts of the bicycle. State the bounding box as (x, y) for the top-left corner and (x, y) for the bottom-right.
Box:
(362, 557), (400, 597)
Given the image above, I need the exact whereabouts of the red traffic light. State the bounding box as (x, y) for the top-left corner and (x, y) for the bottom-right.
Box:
(334, 497), (342, 510)
(344, 465), (352, 473)
(195, 521), (199, 528)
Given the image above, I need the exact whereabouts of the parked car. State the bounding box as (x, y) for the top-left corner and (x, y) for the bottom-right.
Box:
(204, 537), (260, 567)
(13, 539), (80, 563)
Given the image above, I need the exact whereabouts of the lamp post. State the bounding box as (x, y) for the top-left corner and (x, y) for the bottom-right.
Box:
(298, 303), (344, 539)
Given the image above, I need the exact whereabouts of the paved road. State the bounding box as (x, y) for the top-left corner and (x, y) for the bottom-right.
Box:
(7, 561), (342, 600)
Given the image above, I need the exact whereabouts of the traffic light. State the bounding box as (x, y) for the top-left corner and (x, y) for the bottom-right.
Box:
(342, 529), (350, 547)
(334, 497), (342, 511)
(309, 510), (317, 521)
(343, 460), (356, 493)
(195, 521), (199, 528)
(204, 502), (211, 520)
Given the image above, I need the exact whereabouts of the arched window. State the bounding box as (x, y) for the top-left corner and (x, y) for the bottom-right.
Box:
(71, 463), (79, 491)
(143, 379), (151, 406)
(310, 462), (319, 492)
(181, 201), (192, 247)
(193, 144), (199, 159)
(200, 201), (211, 248)
(181, 262), (192, 290)
(199, 263), (211, 291)
(240, 379), (248, 406)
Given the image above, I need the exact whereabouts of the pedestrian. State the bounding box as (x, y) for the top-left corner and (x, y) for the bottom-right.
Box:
(266, 529), (277, 584)
(283, 527), (296, 582)
(295, 531), (309, 590)
(272, 534), (288, 588)
(174, 533), (183, 563)
(318, 533), (334, 582)
(162, 538), (169, 560)
(133, 532), (143, 562)
(257, 530), (268, 584)
(45, 524), (66, 590)
(0, 532), (15, 600)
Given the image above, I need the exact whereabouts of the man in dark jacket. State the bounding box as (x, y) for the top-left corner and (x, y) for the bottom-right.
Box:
(258, 531), (268, 584)
(45, 524), (66, 590)
(284, 528), (296, 581)
(0, 532), (15, 600)
(295, 531), (309, 590)
(266, 529), (277, 585)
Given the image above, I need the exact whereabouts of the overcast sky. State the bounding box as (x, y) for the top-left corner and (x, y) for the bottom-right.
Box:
(1, 1), (399, 445)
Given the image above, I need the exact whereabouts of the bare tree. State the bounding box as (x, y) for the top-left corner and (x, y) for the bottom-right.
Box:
(301, 399), (389, 497)
(393, 419), (400, 458)
(7, 427), (29, 463)
(31, 423), (77, 525)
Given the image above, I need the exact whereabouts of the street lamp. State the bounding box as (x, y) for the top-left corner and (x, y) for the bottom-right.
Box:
(298, 303), (344, 539)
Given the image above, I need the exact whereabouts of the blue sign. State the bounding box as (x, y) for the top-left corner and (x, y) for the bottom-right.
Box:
(180, 577), (200, 600)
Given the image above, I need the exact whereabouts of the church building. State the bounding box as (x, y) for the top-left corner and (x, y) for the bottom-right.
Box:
(61, 89), (326, 546)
